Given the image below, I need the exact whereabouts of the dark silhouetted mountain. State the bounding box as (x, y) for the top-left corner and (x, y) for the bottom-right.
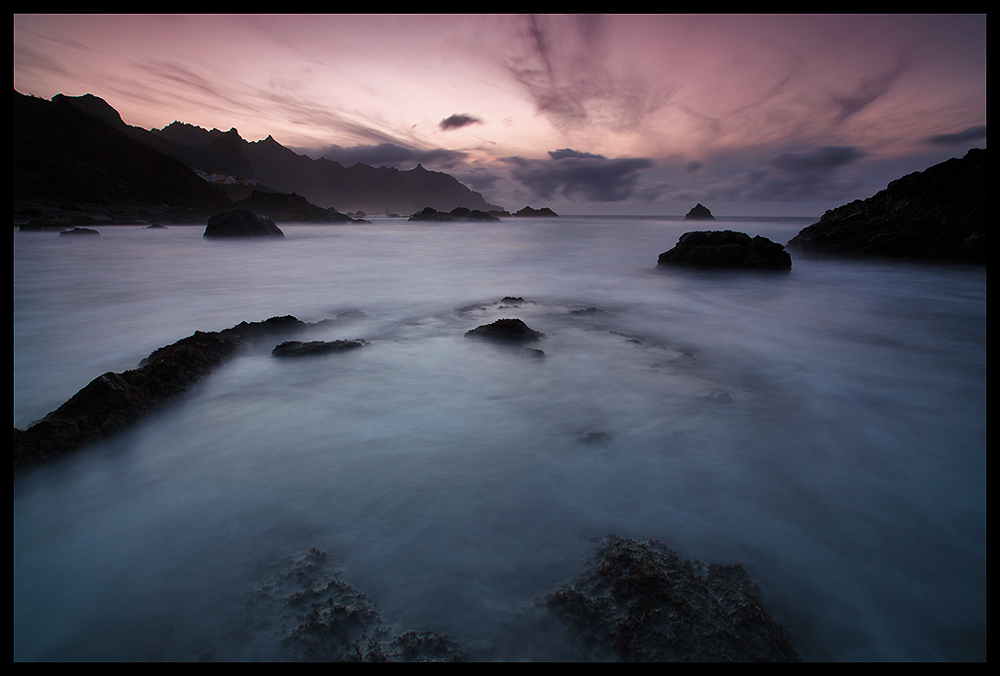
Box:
(14, 90), (230, 214)
(52, 92), (502, 215)
(788, 148), (986, 264)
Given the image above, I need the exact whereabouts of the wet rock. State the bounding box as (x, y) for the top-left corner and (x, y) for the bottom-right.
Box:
(544, 535), (801, 661)
(657, 230), (791, 271)
(684, 203), (715, 220)
(272, 339), (369, 357)
(465, 318), (545, 342)
(59, 227), (100, 235)
(204, 208), (285, 237)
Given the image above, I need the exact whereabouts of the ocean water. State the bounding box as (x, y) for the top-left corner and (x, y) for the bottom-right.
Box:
(13, 216), (986, 661)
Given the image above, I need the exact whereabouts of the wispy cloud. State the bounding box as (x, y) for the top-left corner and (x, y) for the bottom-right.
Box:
(503, 147), (654, 202)
(924, 125), (987, 146)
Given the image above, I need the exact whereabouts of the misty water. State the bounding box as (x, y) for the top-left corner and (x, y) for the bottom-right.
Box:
(13, 216), (986, 661)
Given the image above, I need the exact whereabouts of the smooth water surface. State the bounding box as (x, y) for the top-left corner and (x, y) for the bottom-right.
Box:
(13, 217), (986, 661)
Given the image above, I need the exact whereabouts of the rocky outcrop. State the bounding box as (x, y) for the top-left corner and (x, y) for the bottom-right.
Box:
(657, 230), (792, 271)
(787, 148), (985, 264)
(230, 190), (361, 223)
(13, 316), (308, 472)
(408, 206), (500, 222)
(204, 209), (285, 237)
(272, 339), (369, 357)
(684, 203), (715, 220)
(544, 535), (801, 661)
(59, 227), (100, 236)
(513, 206), (559, 217)
(465, 318), (544, 342)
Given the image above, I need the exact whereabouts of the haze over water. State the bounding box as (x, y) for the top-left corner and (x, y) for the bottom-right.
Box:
(13, 216), (986, 661)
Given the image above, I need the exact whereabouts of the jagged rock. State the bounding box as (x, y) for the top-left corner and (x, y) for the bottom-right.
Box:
(684, 203), (715, 220)
(544, 535), (801, 661)
(231, 190), (359, 223)
(513, 205), (559, 217)
(657, 230), (791, 271)
(204, 209), (285, 237)
(13, 316), (308, 472)
(465, 318), (544, 342)
(408, 206), (500, 222)
(272, 339), (369, 357)
(59, 227), (100, 235)
(787, 148), (985, 264)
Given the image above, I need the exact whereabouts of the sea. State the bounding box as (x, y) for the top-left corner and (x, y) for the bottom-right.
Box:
(12, 215), (987, 661)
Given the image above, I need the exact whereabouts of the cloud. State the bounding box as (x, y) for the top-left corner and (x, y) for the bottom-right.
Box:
(718, 146), (869, 203)
(312, 142), (468, 169)
(924, 125), (986, 146)
(829, 53), (911, 126)
(503, 147), (654, 202)
(439, 113), (482, 131)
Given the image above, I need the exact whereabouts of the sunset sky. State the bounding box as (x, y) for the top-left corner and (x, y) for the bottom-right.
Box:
(13, 14), (987, 216)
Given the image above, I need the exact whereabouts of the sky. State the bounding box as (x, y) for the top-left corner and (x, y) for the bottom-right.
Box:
(13, 13), (987, 216)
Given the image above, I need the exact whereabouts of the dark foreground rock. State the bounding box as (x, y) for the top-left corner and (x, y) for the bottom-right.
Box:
(13, 316), (308, 472)
(787, 148), (985, 264)
(465, 318), (544, 342)
(684, 203), (715, 220)
(544, 535), (801, 661)
(272, 339), (369, 357)
(408, 206), (500, 222)
(204, 209), (285, 237)
(657, 230), (792, 271)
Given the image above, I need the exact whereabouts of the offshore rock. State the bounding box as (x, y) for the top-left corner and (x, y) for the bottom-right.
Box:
(408, 206), (500, 222)
(59, 226), (100, 235)
(272, 339), (369, 357)
(513, 205), (559, 217)
(684, 203), (715, 220)
(544, 535), (801, 661)
(465, 318), (545, 342)
(13, 316), (308, 472)
(787, 148), (985, 264)
(204, 208), (285, 237)
(657, 230), (791, 271)
(231, 189), (361, 223)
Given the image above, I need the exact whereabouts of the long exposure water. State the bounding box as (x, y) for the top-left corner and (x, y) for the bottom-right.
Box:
(13, 216), (986, 661)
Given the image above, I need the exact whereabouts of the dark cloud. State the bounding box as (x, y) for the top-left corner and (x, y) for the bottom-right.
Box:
(730, 146), (868, 202)
(313, 142), (468, 169)
(830, 53), (910, 125)
(439, 113), (482, 131)
(504, 147), (654, 202)
(924, 125), (986, 146)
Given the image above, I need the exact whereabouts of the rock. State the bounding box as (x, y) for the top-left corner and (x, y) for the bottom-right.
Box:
(787, 148), (985, 264)
(13, 316), (308, 472)
(657, 230), (792, 271)
(408, 206), (500, 222)
(684, 203), (715, 220)
(544, 535), (801, 661)
(465, 318), (544, 342)
(513, 205), (559, 217)
(204, 209), (285, 237)
(59, 227), (100, 235)
(272, 339), (369, 357)
(231, 190), (360, 223)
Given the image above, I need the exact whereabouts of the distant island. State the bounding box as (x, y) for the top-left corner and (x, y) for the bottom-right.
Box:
(684, 203), (715, 220)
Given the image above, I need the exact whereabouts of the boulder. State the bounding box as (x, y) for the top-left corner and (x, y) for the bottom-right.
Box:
(657, 230), (791, 271)
(465, 318), (544, 342)
(204, 209), (285, 237)
(684, 203), (715, 220)
(272, 339), (369, 357)
(59, 227), (100, 235)
(787, 148), (985, 264)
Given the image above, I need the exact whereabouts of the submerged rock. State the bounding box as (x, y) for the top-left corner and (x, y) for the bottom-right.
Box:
(684, 203), (715, 220)
(657, 230), (791, 271)
(204, 209), (285, 237)
(787, 147), (985, 264)
(544, 535), (801, 661)
(272, 339), (369, 357)
(465, 318), (545, 342)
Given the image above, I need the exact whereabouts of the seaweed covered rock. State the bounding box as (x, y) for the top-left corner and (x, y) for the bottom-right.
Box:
(544, 536), (801, 662)
(657, 230), (791, 271)
(465, 318), (544, 342)
(204, 208), (285, 237)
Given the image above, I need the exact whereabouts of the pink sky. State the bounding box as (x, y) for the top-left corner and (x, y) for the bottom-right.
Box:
(13, 14), (987, 216)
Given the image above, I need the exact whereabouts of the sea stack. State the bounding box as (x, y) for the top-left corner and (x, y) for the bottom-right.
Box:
(684, 203), (715, 220)
(657, 230), (792, 271)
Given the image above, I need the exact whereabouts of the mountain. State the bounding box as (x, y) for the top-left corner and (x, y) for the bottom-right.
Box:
(14, 90), (231, 218)
(52, 92), (503, 215)
(787, 148), (986, 264)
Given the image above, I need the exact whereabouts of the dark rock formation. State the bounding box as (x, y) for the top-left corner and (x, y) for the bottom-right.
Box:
(204, 209), (285, 237)
(787, 148), (986, 264)
(13, 316), (307, 472)
(513, 206), (559, 217)
(272, 339), (369, 357)
(230, 190), (360, 223)
(465, 318), (544, 342)
(657, 230), (792, 271)
(684, 203), (715, 220)
(544, 535), (801, 661)
(59, 227), (100, 236)
(408, 206), (500, 222)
